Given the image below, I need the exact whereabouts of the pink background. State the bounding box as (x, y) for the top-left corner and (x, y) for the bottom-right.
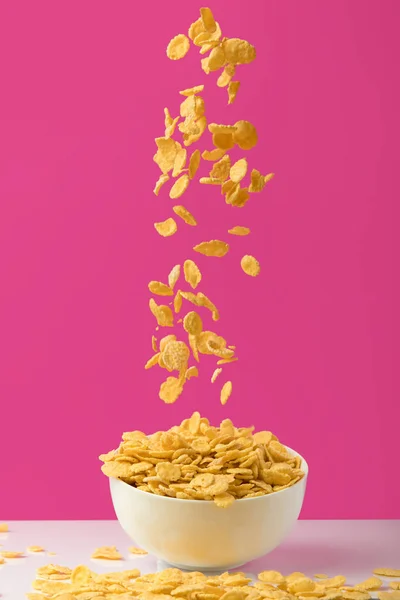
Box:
(0, 0), (399, 520)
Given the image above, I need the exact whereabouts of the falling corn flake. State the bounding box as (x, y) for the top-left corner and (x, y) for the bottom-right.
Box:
(228, 80), (240, 104)
(222, 37), (256, 65)
(186, 365), (199, 380)
(194, 240), (229, 257)
(168, 264), (181, 290)
(230, 158), (248, 183)
(153, 173), (170, 196)
(91, 546), (123, 560)
(180, 84), (204, 96)
(166, 34), (190, 60)
(241, 254), (260, 276)
(220, 381), (232, 405)
(183, 259), (202, 289)
(188, 149), (201, 179)
(159, 376), (184, 404)
(169, 174), (190, 199)
(173, 290), (183, 314)
(0, 523), (8, 533)
(128, 546), (148, 556)
(210, 155), (231, 181)
(217, 64), (236, 87)
(149, 298), (174, 328)
(212, 131), (235, 150)
(172, 147), (187, 177)
(148, 281), (174, 296)
(233, 120), (258, 150)
(173, 205), (197, 226)
(202, 147), (226, 161)
(211, 367), (222, 383)
(154, 217), (177, 238)
(151, 335), (158, 352)
(145, 353), (161, 370)
(199, 176), (223, 185)
(228, 226), (250, 236)
(217, 357), (238, 365)
(183, 311), (203, 336)
(153, 137), (180, 174)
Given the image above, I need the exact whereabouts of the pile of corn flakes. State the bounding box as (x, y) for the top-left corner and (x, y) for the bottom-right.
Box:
(26, 564), (400, 600)
(100, 412), (303, 507)
(149, 7), (274, 404)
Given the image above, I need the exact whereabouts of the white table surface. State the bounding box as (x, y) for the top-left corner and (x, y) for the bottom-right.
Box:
(0, 520), (399, 599)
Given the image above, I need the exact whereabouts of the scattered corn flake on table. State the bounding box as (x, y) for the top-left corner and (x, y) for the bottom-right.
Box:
(0, 520), (399, 599)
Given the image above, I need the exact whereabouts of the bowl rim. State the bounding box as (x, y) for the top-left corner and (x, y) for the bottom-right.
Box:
(110, 444), (308, 505)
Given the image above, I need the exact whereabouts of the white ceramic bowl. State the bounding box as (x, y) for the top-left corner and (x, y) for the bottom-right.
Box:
(110, 445), (308, 571)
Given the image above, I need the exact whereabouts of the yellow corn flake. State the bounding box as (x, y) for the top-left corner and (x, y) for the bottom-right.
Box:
(0, 523), (8, 532)
(228, 226), (250, 236)
(184, 116), (207, 147)
(27, 546), (45, 553)
(202, 147), (226, 161)
(217, 64), (236, 87)
(231, 186), (250, 207)
(173, 205), (197, 226)
(172, 147), (187, 178)
(214, 492), (235, 508)
(188, 333), (199, 362)
(217, 357), (238, 365)
(378, 594), (400, 600)
(153, 173), (170, 196)
(188, 17), (205, 41)
(162, 340), (190, 373)
(149, 298), (174, 327)
(71, 565), (93, 584)
(213, 131), (235, 150)
(183, 311), (203, 336)
(374, 569), (400, 577)
(194, 240), (229, 257)
(145, 353), (161, 370)
(390, 583), (400, 590)
(233, 120), (258, 150)
(200, 7), (217, 32)
(197, 291), (220, 320)
(153, 137), (180, 174)
(179, 115), (200, 136)
(258, 571), (285, 584)
(0, 550), (24, 558)
(265, 172), (275, 183)
(188, 149), (201, 179)
(230, 158), (248, 183)
(186, 366), (199, 380)
(91, 546), (123, 560)
(241, 254), (260, 276)
(168, 264), (181, 290)
(151, 335), (158, 352)
(148, 281), (174, 296)
(166, 34), (190, 60)
(128, 546), (148, 555)
(179, 84), (205, 96)
(341, 593), (370, 600)
(222, 38), (256, 65)
(211, 120), (235, 132)
(164, 107), (180, 137)
(211, 367), (222, 383)
(199, 177), (223, 185)
(159, 376), (184, 404)
(173, 290), (183, 313)
(249, 168), (265, 192)
(159, 335), (177, 352)
(210, 155), (231, 181)
(200, 40), (220, 54)
(208, 46), (226, 72)
(154, 217), (177, 238)
(228, 80), (240, 104)
(184, 259), (202, 289)
(169, 174), (190, 199)
(220, 381), (232, 405)
(314, 574), (329, 579)
(355, 577), (383, 591)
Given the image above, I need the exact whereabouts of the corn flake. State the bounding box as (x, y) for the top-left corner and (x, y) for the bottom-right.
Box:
(149, 281), (174, 296)
(170, 174), (190, 199)
(154, 217), (178, 237)
(220, 381), (232, 405)
(233, 120), (258, 150)
(228, 81), (240, 104)
(173, 205), (197, 226)
(194, 240), (229, 257)
(167, 34), (190, 60)
(183, 259), (202, 288)
(168, 264), (181, 290)
(211, 368), (222, 383)
(189, 149), (201, 179)
(241, 254), (260, 276)
(230, 158), (248, 183)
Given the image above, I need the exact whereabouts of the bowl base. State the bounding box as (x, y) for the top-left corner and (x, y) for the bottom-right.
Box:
(158, 559), (246, 573)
